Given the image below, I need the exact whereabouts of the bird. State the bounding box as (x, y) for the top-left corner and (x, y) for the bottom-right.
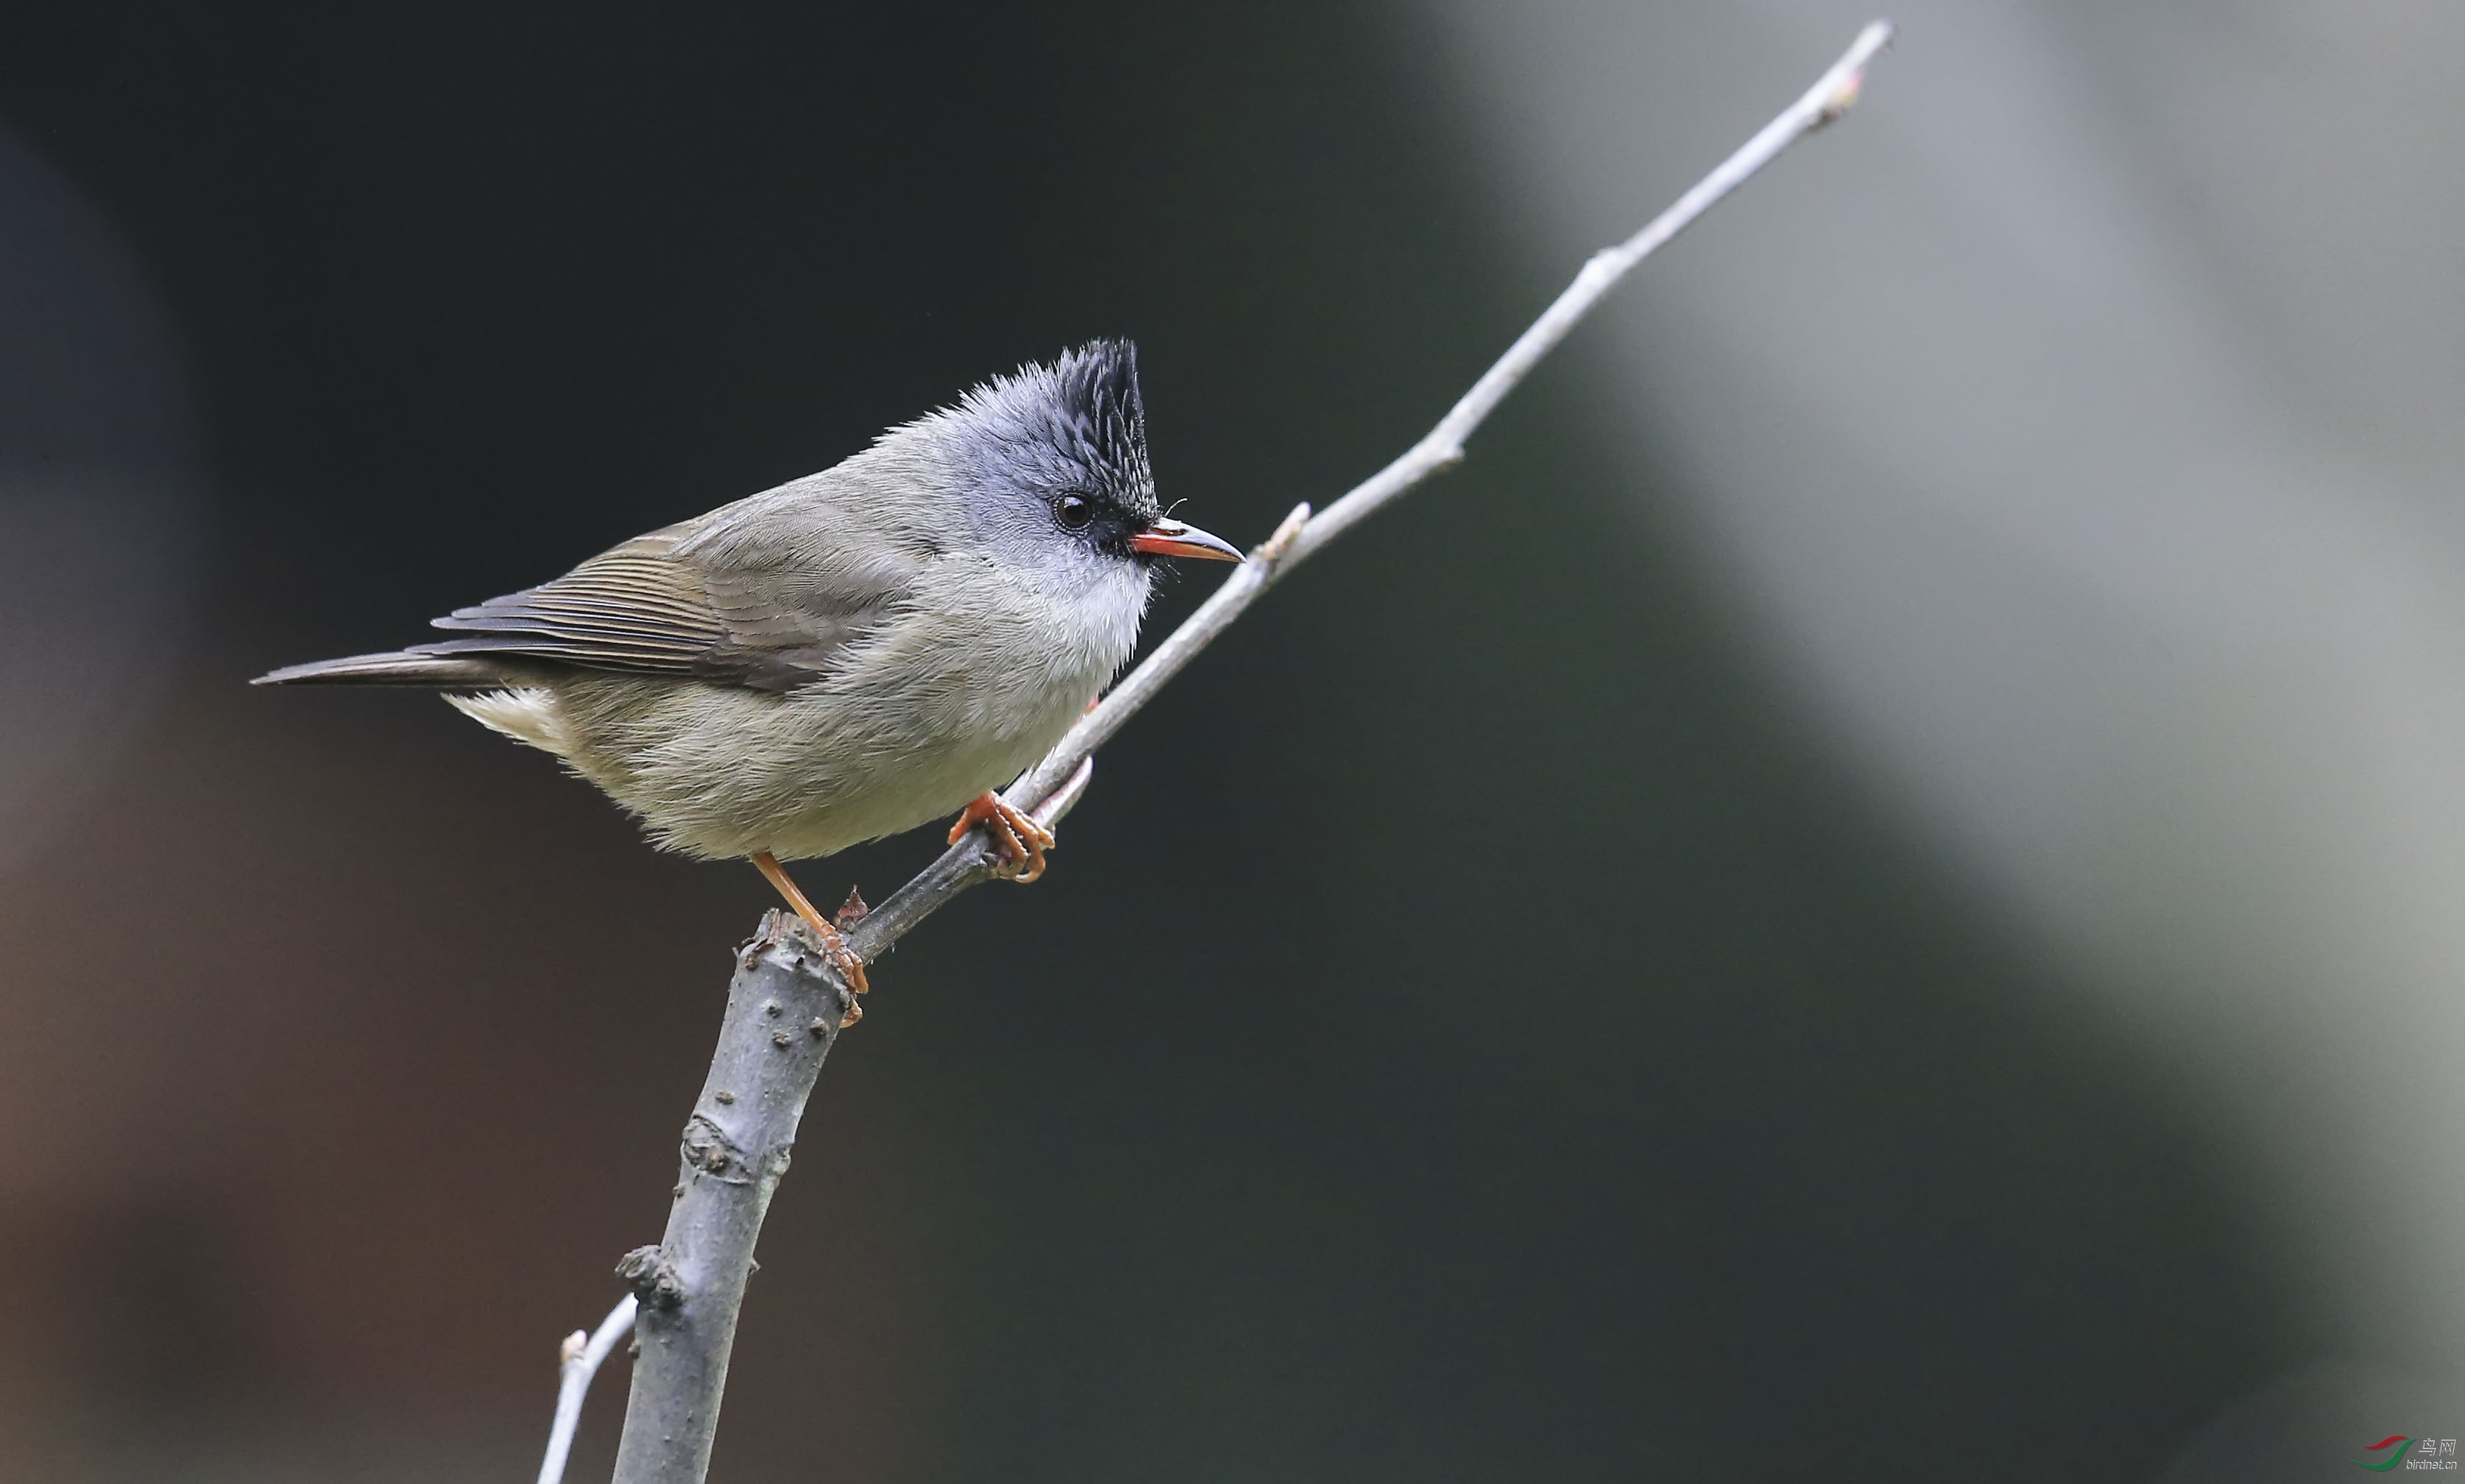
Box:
(256, 340), (1241, 1009)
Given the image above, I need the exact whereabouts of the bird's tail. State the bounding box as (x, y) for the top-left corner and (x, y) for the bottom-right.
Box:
(252, 649), (512, 688)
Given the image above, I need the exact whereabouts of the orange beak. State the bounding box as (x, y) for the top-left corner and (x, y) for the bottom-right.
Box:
(1127, 517), (1243, 562)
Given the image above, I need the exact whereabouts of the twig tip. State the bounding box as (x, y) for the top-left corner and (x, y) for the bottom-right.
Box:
(1813, 21), (1894, 127)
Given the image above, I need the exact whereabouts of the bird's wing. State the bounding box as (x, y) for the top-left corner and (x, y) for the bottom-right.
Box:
(421, 515), (916, 693)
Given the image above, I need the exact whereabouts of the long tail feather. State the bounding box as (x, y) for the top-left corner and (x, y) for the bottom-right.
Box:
(252, 650), (512, 688)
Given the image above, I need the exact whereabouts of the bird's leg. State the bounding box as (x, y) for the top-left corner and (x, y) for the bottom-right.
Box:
(750, 850), (870, 1018)
(946, 791), (1056, 883)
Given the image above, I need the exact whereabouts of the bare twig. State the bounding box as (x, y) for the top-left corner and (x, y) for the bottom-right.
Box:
(590, 22), (1891, 1483)
(536, 1295), (638, 1484)
(850, 18), (1896, 967)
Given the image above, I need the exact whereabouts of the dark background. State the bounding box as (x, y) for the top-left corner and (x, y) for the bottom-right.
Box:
(0, 4), (2327, 1480)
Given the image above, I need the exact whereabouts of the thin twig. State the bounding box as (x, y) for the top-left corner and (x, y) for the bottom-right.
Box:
(536, 1294), (638, 1484)
(849, 18), (1896, 967)
(590, 23), (1892, 1483)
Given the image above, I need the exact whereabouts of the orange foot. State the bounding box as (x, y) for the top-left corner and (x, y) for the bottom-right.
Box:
(947, 790), (1056, 883)
(750, 850), (870, 1024)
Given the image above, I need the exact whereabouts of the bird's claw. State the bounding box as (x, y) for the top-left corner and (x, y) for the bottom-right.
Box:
(947, 790), (1055, 883)
(750, 850), (871, 1005)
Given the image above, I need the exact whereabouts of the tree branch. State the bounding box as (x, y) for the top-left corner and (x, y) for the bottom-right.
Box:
(565, 21), (1892, 1483)
(853, 18), (1894, 961)
(602, 912), (861, 1484)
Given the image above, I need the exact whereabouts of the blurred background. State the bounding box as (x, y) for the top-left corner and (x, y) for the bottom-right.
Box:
(0, 1), (2458, 1478)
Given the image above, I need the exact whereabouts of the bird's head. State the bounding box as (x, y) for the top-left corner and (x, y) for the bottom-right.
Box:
(931, 340), (1241, 580)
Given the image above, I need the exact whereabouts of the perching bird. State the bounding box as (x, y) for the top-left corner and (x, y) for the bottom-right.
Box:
(256, 341), (1241, 1002)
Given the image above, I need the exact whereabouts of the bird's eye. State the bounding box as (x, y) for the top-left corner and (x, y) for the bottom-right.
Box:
(1052, 493), (1096, 531)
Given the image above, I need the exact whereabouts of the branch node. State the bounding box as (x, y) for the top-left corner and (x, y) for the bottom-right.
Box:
(835, 887), (870, 928)
(616, 1246), (685, 1311)
(1816, 69), (1866, 127)
(1256, 503), (1313, 564)
(680, 1113), (752, 1184)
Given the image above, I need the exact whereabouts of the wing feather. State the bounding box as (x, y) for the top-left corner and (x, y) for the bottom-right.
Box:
(417, 511), (915, 692)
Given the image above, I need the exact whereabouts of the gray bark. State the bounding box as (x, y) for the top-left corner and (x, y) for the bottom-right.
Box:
(608, 910), (854, 1484)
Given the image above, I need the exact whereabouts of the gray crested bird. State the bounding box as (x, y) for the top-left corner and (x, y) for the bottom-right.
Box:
(256, 340), (1241, 1005)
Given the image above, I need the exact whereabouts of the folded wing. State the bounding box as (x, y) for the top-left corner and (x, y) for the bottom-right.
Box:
(420, 519), (911, 693)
